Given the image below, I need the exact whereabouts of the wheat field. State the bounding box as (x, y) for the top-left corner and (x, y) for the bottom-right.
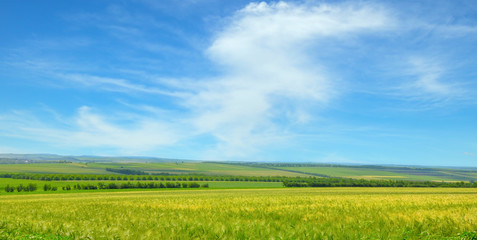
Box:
(1, 188), (476, 239)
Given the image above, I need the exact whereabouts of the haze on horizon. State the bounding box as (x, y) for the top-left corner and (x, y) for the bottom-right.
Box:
(0, 0), (476, 166)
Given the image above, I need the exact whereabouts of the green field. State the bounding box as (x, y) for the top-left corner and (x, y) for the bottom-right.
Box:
(2, 161), (477, 182)
(88, 162), (311, 176)
(272, 165), (477, 182)
(1, 161), (477, 239)
(1, 188), (476, 239)
(0, 163), (115, 175)
(276, 166), (451, 181)
(0, 162), (310, 177)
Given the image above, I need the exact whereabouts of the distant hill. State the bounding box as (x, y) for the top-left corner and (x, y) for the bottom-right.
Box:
(0, 153), (192, 164)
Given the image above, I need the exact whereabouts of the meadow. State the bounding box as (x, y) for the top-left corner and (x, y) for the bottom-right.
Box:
(1, 188), (477, 239)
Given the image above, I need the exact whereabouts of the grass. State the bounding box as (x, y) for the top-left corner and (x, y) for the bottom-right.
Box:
(1, 188), (477, 239)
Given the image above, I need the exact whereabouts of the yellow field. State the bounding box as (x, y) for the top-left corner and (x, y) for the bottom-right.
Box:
(1, 188), (476, 239)
(347, 175), (407, 179)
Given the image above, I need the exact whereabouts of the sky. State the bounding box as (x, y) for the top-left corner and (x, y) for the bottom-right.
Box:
(0, 0), (476, 166)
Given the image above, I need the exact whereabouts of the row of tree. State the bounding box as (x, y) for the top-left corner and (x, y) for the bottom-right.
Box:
(5, 182), (208, 193)
(4, 183), (38, 192)
(105, 168), (146, 175)
(43, 184), (58, 191)
(71, 182), (208, 190)
(0, 173), (285, 182)
(283, 178), (477, 188)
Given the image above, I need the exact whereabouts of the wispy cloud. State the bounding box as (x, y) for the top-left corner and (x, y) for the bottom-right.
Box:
(407, 57), (453, 96)
(0, 107), (181, 154)
(386, 56), (471, 108)
(59, 74), (187, 97)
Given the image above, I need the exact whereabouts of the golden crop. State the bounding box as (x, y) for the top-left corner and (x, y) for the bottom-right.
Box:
(1, 188), (476, 239)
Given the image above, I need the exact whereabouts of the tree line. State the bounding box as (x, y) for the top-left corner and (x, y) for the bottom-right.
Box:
(105, 168), (146, 175)
(4, 183), (37, 192)
(0, 173), (285, 182)
(5, 182), (208, 193)
(283, 178), (477, 188)
(3, 173), (477, 189)
(69, 181), (208, 190)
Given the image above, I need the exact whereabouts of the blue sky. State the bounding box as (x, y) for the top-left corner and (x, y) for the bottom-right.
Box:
(0, 0), (476, 166)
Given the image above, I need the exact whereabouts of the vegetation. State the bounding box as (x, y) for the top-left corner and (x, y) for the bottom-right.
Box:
(5, 183), (38, 192)
(0, 161), (309, 177)
(4, 181), (207, 193)
(43, 184), (58, 191)
(1, 188), (477, 239)
(105, 168), (146, 175)
(1, 159), (477, 239)
(2, 172), (477, 191)
(236, 162), (477, 182)
(283, 177), (477, 188)
(0, 172), (288, 183)
(0, 178), (283, 193)
(2, 160), (477, 182)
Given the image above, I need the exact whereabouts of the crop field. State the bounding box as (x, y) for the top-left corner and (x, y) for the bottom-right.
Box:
(2, 161), (477, 182)
(0, 162), (311, 177)
(276, 166), (445, 181)
(88, 162), (311, 177)
(273, 166), (477, 182)
(0, 163), (114, 175)
(0, 188), (476, 239)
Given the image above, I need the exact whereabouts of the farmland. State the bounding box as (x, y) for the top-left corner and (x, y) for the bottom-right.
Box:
(2, 160), (477, 182)
(0, 162), (309, 177)
(1, 188), (477, 239)
(276, 166), (463, 181)
(251, 163), (477, 182)
(2, 158), (477, 239)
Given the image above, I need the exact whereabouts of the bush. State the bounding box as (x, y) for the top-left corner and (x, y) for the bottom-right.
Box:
(4, 184), (15, 192)
(44, 184), (52, 191)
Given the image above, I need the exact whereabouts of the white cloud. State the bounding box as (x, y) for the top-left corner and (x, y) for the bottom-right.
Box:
(392, 56), (467, 104)
(181, 1), (392, 157)
(71, 106), (179, 149)
(60, 73), (187, 98)
(408, 57), (452, 95)
(0, 1), (403, 158)
(0, 107), (180, 153)
(3, 1), (392, 158)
